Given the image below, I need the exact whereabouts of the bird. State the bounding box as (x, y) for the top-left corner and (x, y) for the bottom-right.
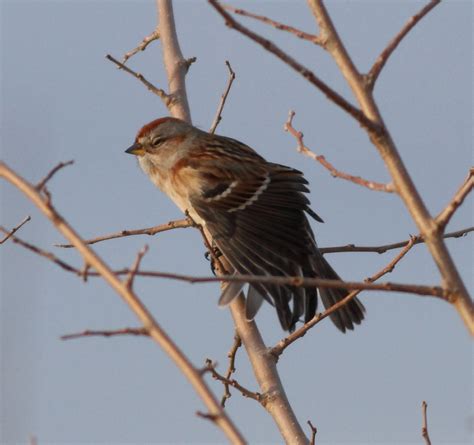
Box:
(125, 116), (365, 332)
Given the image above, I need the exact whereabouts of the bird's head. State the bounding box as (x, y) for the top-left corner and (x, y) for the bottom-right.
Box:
(125, 117), (193, 157)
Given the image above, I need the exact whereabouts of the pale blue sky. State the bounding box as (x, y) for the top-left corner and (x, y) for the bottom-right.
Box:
(1, 1), (472, 444)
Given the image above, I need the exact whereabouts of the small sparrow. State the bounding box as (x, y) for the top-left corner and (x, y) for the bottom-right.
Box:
(126, 117), (365, 332)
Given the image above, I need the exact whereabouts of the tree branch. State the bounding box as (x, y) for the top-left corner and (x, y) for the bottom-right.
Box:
(210, 60), (236, 134)
(223, 4), (324, 46)
(157, 0), (193, 122)
(106, 54), (173, 106)
(285, 110), (395, 192)
(307, 420), (317, 445)
(61, 327), (148, 341)
(36, 160), (74, 192)
(228, 293), (309, 442)
(125, 245), (149, 290)
(421, 401), (432, 445)
(0, 161), (245, 445)
(0, 215), (31, 244)
(320, 226), (474, 254)
(436, 168), (473, 231)
(122, 29), (160, 64)
(220, 332), (242, 407)
(0, 228), (450, 300)
(56, 218), (192, 248)
(366, 0), (441, 90)
(204, 359), (262, 403)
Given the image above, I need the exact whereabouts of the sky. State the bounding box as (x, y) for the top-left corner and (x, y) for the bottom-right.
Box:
(1, 0), (472, 444)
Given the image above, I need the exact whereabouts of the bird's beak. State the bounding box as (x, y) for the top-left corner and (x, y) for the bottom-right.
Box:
(125, 142), (145, 156)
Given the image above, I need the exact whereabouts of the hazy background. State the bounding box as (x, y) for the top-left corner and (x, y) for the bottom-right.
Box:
(1, 0), (472, 444)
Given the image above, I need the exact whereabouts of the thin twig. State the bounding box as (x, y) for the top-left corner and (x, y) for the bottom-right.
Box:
(224, 4), (324, 46)
(55, 217), (472, 254)
(0, 229), (450, 300)
(208, 0), (377, 132)
(106, 54), (173, 107)
(0, 215), (31, 244)
(61, 327), (148, 341)
(436, 168), (473, 231)
(221, 332), (242, 407)
(307, 420), (317, 445)
(320, 227), (474, 254)
(0, 228), (80, 273)
(421, 401), (432, 445)
(366, 0), (441, 90)
(285, 111), (395, 192)
(129, 271), (447, 298)
(182, 56), (197, 73)
(56, 218), (192, 248)
(125, 245), (149, 290)
(272, 236), (418, 357)
(80, 261), (91, 282)
(36, 160), (74, 192)
(210, 60), (236, 134)
(205, 359), (262, 403)
(196, 411), (220, 422)
(122, 29), (160, 64)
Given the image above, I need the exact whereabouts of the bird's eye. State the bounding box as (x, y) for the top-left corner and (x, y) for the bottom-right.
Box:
(151, 137), (165, 147)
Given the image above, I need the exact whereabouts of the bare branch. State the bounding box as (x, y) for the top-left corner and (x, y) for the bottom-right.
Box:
(2, 228), (450, 300)
(285, 111), (395, 192)
(221, 332), (242, 407)
(61, 327), (148, 341)
(205, 359), (262, 403)
(272, 236), (417, 357)
(122, 29), (160, 64)
(143, 272), (447, 299)
(36, 160), (74, 192)
(307, 420), (317, 445)
(210, 60), (236, 134)
(224, 4), (324, 46)
(366, 1), (441, 90)
(196, 410), (220, 422)
(56, 218), (192, 248)
(320, 226), (474, 254)
(80, 261), (91, 283)
(421, 401), (432, 445)
(55, 216), (471, 254)
(157, 0), (192, 122)
(0, 227), (81, 274)
(106, 54), (173, 107)
(125, 245), (149, 290)
(0, 215), (31, 244)
(208, 0), (377, 132)
(226, 294), (309, 442)
(0, 161), (245, 444)
(436, 168), (473, 231)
